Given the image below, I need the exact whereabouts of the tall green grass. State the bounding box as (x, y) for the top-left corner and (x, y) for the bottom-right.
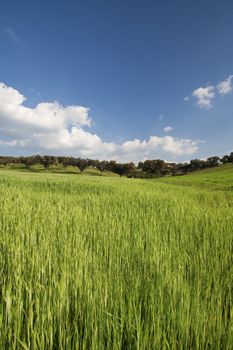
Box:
(0, 171), (232, 349)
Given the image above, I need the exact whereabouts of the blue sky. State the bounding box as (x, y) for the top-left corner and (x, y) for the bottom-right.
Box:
(0, 0), (232, 162)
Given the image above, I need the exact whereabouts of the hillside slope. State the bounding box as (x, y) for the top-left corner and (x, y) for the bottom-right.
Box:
(0, 163), (118, 177)
(159, 164), (233, 191)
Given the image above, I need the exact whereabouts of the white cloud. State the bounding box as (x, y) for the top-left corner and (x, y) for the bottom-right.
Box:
(158, 114), (164, 121)
(0, 82), (25, 105)
(163, 126), (173, 133)
(0, 83), (91, 133)
(192, 85), (215, 109)
(0, 82), (201, 162)
(187, 74), (233, 109)
(217, 75), (233, 95)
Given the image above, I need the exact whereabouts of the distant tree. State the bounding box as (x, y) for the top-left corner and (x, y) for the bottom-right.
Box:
(166, 163), (178, 176)
(33, 154), (42, 165)
(113, 163), (125, 177)
(26, 157), (36, 169)
(133, 169), (147, 178)
(51, 156), (58, 167)
(138, 159), (166, 176)
(10, 157), (18, 165)
(160, 164), (172, 176)
(221, 155), (230, 164)
(229, 152), (233, 163)
(177, 163), (189, 175)
(87, 159), (98, 167)
(0, 157), (10, 167)
(206, 156), (220, 168)
(60, 157), (73, 168)
(40, 156), (54, 172)
(0, 151), (231, 178)
(189, 159), (207, 171)
(76, 158), (89, 173)
(19, 157), (27, 168)
(138, 160), (151, 173)
(123, 162), (136, 177)
(19, 156), (38, 169)
(106, 160), (117, 173)
(96, 160), (107, 173)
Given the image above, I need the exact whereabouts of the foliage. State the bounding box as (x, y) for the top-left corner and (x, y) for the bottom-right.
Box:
(0, 151), (232, 178)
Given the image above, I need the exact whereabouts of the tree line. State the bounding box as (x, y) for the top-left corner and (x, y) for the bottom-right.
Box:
(0, 152), (232, 178)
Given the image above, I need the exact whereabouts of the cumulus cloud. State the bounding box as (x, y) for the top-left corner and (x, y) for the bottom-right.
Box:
(192, 85), (215, 109)
(187, 74), (233, 109)
(0, 82), (201, 162)
(217, 75), (233, 95)
(163, 126), (173, 133)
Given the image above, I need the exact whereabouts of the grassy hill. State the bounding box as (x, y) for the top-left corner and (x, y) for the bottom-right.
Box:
(159, 163), (233, 191)
(1, 163), (233, 190)
(0, 163), (118, 177)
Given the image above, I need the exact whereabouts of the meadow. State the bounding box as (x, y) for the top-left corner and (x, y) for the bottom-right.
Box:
(0, 165), (232, 349)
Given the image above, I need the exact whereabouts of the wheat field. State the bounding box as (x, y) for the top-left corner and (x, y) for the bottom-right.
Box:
(0, 169), (232, 349)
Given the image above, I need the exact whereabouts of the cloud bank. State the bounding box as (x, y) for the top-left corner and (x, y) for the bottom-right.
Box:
(0, 82), (201, 162)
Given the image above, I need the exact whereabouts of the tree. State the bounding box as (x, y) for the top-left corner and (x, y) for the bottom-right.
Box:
(113, 163), (125, 177)
(40, 156), (53, 172)
(221, 155), (230, 164)
(207, 156), (220, 168)
(76, 158), (89, 173)
(105, 160), (117, 173)
(64, 157), (76, 168)
(0, 157), (11, 167)
(229, 152), (233, 163)
(87, 159), (98, 168)
(123, 162), (135, 177)
(25, 156), (35, 169)
(177, 163), (189, 175)
(51, 156), (58, 167)
(19, 157), (28, 168)
(189, 159), (207, 171)
(58, 156), (70, 168)
(167, 163), (178, 176)
(96, 160), (107, 173)
(138, 159), (166, 176)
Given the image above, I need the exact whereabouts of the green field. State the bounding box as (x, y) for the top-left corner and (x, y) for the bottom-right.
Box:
(159, 163), (233, 191)
(0, 165), (232, 349)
